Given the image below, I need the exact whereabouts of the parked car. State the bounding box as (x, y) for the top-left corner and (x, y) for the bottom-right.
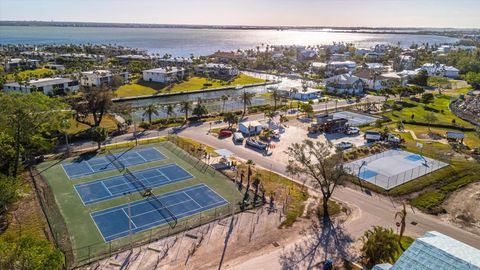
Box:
(246, 139), (268, 150)
(345, 127), (360, 135)
(272, 130), (280, 140)
(218, 129), (233, 138)
(336, 141), (353, 150)
(364, 131), (382, 142)
(233, 132), (244, 143)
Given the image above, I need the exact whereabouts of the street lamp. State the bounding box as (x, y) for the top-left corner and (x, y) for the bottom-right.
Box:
(357, 161), (367, 192)
(62, 119), (70, 156)
(123, 192), (133, 252)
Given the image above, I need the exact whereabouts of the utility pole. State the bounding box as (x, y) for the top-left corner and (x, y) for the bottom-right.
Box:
(62, 119), (70, 156)
(124, 192), (133, 252)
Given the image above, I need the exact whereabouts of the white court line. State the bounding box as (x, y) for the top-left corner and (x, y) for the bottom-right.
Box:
(91, 184), (210, 217)
(183, 192), (202, 208)
(84, 161), (96, 174)
(136, 152), (148, 162)
(121, 208), (138, 229)
(89, 212), (107, 242)
(101, 182), (113, 196)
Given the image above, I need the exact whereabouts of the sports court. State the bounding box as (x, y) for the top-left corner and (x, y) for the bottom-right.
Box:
(332, 111), (378, 126)
(62, 147), (166, 179)
(91, 184), (228, 241)
(344, 149), (448, 189)
(75, 163), (194, 205)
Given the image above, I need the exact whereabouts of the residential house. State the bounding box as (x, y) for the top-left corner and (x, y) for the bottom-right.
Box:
(416, 63), (459, 79)
(210, 51), (244, 63)
(311, 62), (327, 72)
(355, 48), (372, 56)
(116, 54), (150, 64)
(277, 87), (322, 101)
(330, 53), (348, 61)
(326, 61), (357, 76)
(271, 53), (284, 60)
(81, 70), (129, 87)
(58, 53), (104, 62)
(374, 231), (480, 270)
(398, 55), (416, 70)
(142, 67), (185, 83)
(20, 51), (56, 61)
(356, 70), (407, 91)
(324, 73), (364, 95)
(44, 64), (66, 71)
(364, 52), (382, 62)
(194, 63), (239, 78)
(3, 77), (80, 95)
(299, 49), (318, 60)
(363, 63), (386, 72)
(4, 58), (40, 71)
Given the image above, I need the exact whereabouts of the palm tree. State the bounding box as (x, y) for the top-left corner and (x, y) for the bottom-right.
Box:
(179, 101), (192, 123)
(221, 94), (229, 113)
(240, 91), (254, 116)
(395, 203), (407, 250)
(142, 104), (159, 124)
(163, 104), (175, 121)
(271, 89), (280, 111)
(361, 226), (399, 268)
(264, 110), (275, 129)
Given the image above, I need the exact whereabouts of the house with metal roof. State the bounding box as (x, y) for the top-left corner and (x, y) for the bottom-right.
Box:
(324, 73), (364, 95)
(374, 231), (480, 270)
(3, 77), (80, 95)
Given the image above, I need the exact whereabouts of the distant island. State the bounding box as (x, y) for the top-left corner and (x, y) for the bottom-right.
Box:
(1, 20), (479, 37)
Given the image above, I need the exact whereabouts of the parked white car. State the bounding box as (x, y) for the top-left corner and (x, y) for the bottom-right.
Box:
(336, 141), (353, 150)
(345, 127), (360, 135)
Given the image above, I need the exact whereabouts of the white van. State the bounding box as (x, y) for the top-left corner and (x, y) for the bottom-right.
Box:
(233, 132), (244, 144)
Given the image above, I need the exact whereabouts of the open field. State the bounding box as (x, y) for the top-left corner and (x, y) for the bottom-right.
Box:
(115, 74), (266, 97)
(35, 141), (244, 267)
(383, 95), (473, 127)
(6, 68), (56, 81)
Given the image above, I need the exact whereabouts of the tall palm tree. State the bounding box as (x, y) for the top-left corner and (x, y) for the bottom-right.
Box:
(264, 110), (275, 129)
(179, 101), (192, 123)
(143, 104), (159, 124)
(240, 91), (254, 116)
(395, 203), (407, 250)
(163, 104), (175, 121)
(271, 89), (280, 111)
(221, 94), (229, 113)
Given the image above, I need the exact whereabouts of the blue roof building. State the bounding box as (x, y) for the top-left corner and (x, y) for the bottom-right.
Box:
(375, 231), (480, 270)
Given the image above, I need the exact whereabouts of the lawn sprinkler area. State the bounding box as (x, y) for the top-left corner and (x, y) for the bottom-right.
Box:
(344, 149), (448, 190)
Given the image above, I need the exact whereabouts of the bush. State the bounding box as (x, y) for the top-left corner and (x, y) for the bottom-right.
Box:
(421, 93), (434, 104)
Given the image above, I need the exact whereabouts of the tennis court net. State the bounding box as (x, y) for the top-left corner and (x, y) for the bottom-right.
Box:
(123, 168), (148, 193)
(106, 150), (125, 172)
(146, 195), (178, 228)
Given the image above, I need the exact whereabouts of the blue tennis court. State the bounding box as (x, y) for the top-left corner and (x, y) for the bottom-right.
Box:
(91, 184), (228, 242)
(75, 163), (193, 205)
(404, 154), (424, 162)
(62, 147), (166, 179)
(359, 170), (378, 179)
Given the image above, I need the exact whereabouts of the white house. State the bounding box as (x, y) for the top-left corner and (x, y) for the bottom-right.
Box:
(398, 55), (416, 70)
(356, 70), (407, 91)
(194, 63), (239, 77)
(142, 67), (185, 83)
(3, 77), (80, 95)
(311, 62), (327, 72)
(20, 51), (56, 61)
(277, 87), (322, 101)
(81, 70), (128, 87)
(239, 121), (263, 135)
(4, 58), (40, 71)
(416, 63), (459, 79)
(355, 48), (372, 56)
(326, 61), (357, 76)
(324, 74), (364, 95)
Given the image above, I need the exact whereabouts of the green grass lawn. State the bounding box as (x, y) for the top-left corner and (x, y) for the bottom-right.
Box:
(36, 141), (243, 267)
(6, 68), (56, 81)
(67, 114), (119, 135)
(115, 74), (266, 97)
(383, 95), (473, 127)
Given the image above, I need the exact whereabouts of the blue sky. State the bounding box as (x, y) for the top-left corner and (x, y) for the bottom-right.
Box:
(0, 0), (479, 28)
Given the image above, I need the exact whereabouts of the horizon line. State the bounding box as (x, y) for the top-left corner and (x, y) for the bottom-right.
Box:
(1, 20), (479, 31)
